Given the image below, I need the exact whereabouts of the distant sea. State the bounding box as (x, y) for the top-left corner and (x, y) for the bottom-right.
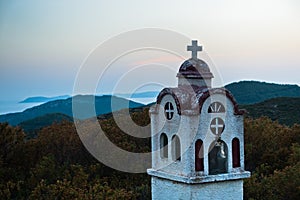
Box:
(0, 101), (43, 115)
(0, 97), (156, 115)
(127, 97), (156, 105)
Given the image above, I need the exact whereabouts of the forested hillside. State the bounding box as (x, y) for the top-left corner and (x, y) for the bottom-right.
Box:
(241, 97), (300, 126)
(226, 81), (300, 104)
(0, 109), (151, 199)
(18, 113), (73, 138)
(0, 108), (299, 199)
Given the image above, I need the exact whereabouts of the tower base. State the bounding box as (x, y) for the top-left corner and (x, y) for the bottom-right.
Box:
(151, 176), (244, 200)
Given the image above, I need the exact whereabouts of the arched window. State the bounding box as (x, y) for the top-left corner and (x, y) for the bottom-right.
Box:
(208, 102), (225, 113)
(195, 139), (204, 171)
(208, 140), (228, 175)
(164, 102), (175, 120)
(160, 133), (168, 159)
(232, 138), (241, 168)
(172, 135), (181, 161)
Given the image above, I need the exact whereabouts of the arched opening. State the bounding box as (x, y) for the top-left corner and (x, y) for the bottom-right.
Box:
(208, 140), (228, 175)
(172, 135), (181, 161)
(160, 133), (168, 159)
(195, 139), (204, 171)
(208, 102), (225, 113)
(232, 138), (241, 168)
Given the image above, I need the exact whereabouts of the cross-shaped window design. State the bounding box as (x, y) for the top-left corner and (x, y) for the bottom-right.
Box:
(210, 117), (225, 135)
(164, 102), (174, 120)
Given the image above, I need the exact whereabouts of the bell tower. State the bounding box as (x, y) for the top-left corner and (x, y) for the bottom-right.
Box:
(147, 40), (250, 200)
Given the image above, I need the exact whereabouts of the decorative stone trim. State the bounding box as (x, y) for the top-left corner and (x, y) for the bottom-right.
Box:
(154, 87), (245, 116)
(147, 169), (250, 184)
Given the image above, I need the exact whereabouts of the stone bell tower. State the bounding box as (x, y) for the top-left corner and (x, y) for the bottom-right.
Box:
(147, 40), (250, 200)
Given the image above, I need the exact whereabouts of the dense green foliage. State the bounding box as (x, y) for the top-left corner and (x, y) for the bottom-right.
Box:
(0, 109), (151, 199)
(244, 117), (300, 199)
(0, 108), (299, 199)
(18, 113), (73, 138)
(241, 97), (300, 126)
(226, 81), (300, 104)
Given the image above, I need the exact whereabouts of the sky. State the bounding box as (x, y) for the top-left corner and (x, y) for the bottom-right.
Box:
(0, 0), (300, 101)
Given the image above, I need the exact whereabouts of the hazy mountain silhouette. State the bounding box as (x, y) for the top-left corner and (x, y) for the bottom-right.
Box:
(2, 80), (300, 127)
(19, 95), (70, 103)
(0, 95), (144, 125)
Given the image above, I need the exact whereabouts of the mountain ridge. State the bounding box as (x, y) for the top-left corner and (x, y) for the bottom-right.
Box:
(2, 80), (300, 127)
(0, 95), (144, 126)
(241, 96), (300, 126)
(19, 95), (70, 103)
(225, 80), (300, 104)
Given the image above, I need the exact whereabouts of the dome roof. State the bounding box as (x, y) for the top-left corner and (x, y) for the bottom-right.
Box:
(177, 58), (213, 79)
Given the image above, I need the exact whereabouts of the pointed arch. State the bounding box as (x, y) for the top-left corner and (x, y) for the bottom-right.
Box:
(195, 139), (204, 171)
(160, 133), (168, 159)
(172, 135), (181, 161)
(232, 138), (241, 168)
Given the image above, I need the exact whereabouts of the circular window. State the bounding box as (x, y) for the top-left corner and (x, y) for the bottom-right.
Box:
(164, 102), (174, 120)
(210, 117), (225, 135)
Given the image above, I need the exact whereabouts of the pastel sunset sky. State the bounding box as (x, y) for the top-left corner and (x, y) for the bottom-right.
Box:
(0, 0), (299, 101)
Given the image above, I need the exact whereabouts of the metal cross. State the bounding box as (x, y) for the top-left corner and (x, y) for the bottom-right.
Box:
(187, 40), (202, 59)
